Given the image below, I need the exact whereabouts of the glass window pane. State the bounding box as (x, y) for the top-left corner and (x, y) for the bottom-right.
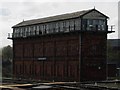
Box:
(28, 27), (30, 36)
(82, 19), (87, 30)
(70, 20), (74, 31)
(87, 20), (94, 30)
(75, 19), (80, 30)
(36, 25), (39, 35)
(66, 20), (69, 32)
(39, 25), (42, 34)
(63, 21), (66, 31)
(40, 25), (43, 34)
(55, 22), (59, 32)
(86, 19), (106, 31)
(46, 24), (49, 33)
(52, 22), (55, 33)
(60, 21), (63, 32)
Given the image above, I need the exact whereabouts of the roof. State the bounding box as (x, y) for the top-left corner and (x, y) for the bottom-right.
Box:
(12, 8), (109, 28)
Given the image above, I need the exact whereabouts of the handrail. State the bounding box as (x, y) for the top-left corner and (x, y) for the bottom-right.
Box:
(8, 25), (115, 39)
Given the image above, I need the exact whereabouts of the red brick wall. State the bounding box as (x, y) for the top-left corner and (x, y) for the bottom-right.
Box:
(34, 43), (43, 57)
(13, 33), (80, 81)
(13, 32), (107, 81)
(14, 44), (23, 57)
(81, 33), (107, 81)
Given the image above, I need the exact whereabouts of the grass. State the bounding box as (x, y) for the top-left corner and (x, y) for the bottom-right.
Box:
(97, 83), (120, 89)
(97, 77), (120, 89)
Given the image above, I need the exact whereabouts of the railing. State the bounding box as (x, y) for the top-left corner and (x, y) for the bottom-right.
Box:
(8, 26), (80, 39)
(108, 25), (115, 32)
(8, 33), (13, 39)
(8, 25), (115, 39)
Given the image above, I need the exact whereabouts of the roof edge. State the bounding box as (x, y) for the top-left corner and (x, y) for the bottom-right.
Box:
(80, 8), (109, 19)
(12, 8), (109, 28)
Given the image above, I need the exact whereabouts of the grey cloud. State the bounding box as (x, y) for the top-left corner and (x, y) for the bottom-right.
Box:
(0, 8), (10, 16)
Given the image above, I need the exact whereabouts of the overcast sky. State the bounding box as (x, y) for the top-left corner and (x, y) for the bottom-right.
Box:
(0, 0), (119, 48)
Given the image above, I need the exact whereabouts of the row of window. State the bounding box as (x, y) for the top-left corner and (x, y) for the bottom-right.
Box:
(13, 19), (107, 38)
(13, 19), (81, 37)
(82, 19), (106, 31)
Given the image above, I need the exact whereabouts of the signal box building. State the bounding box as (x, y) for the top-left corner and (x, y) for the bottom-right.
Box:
(8, 8), (114, 81)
